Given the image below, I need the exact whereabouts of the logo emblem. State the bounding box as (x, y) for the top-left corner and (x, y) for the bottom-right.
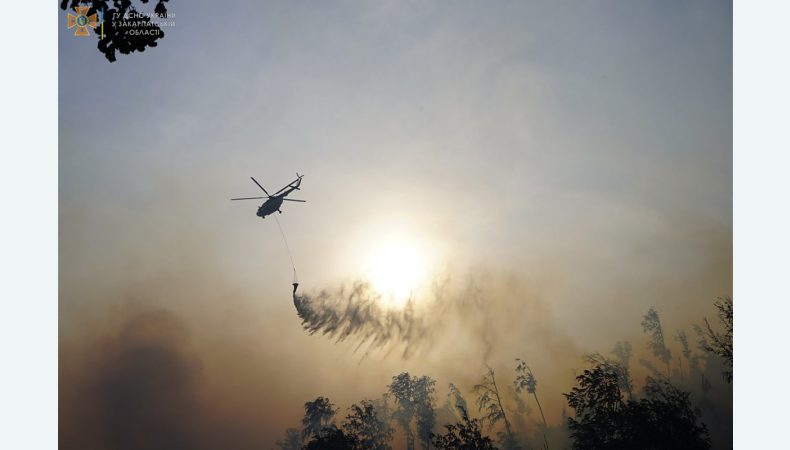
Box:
(67, 6), (97, 37)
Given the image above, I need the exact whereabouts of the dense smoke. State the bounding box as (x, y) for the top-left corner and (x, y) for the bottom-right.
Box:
(60, 307), (278, 450)
(60, 309), (202, 449)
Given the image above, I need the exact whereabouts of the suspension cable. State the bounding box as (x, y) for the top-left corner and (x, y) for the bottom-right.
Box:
(273, 215), (299, 290)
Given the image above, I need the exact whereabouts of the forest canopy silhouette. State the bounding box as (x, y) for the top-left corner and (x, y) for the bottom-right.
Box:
(274, 298), (732, 450)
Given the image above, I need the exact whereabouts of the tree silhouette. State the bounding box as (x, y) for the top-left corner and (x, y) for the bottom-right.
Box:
(414, 376), (438, 450)
(303, 425), (357, 450)
(275, 428), (302, 450)
(273, 351), (731, 450)
(642, 307), (672, 378)
(389, 372), (436, 450)
(302, 397), (337, 440)
(514, 359), (548, 450)
(343, 399), (394, 450)
(564, 362), (709, 449)
(585, 352), (635, 406)
(702, 297), (733, 382)
(432, 415), (498, 450)
(565, 363), (623, 448)
(448, 383), (469, 419)
(609, 342), (635, 400)
(674, 331), (691, 379)
(473, 367), (519, 450)
(60, 0), (168, 62)
(433, 383), (497, 450)
(390, 373), (418, 450)
(637, 378), (710, 448)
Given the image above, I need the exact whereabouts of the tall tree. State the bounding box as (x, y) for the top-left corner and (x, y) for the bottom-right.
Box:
(564, 363), (624, 448)
(514, 359), (548, 450)
(474, 367), (519, 450)
(414, 376), (438, 450)
(432, 416), (498, 450)
(343, 399), (394, 450)
(587, 352), (635, 404)
(674, 329), (706, 382)
(304, 425), (357, 450)
(275, 428), (301, 450)
(389, 373), (437, 450)
(642, 307), (672, 378)
(302, 397), (337, 440)
(702, 297), (733, 382)
(389, 372), (417, 450)
(448, 383), (469, 419)
(564, 363), (709, 449)
(433, 383), (497, 450)
(610, 341), (635, 400)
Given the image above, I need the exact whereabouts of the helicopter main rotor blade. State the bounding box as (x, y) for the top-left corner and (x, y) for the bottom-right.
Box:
(282, 199), (306, 202)
(231, 196), (268, 201)
(250, 177), (270, 196)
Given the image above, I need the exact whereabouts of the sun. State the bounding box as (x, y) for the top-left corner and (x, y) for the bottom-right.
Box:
(365, 236), (431, 308)
(346, 218), (443, 309)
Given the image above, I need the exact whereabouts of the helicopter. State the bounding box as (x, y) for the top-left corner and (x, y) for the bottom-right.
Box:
(231, 173), (306, 218)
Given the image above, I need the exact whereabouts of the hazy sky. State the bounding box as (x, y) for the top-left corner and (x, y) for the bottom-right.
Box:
(59, 1), (731, 448)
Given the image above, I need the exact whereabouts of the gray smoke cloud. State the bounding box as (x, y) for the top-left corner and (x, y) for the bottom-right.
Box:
(60, 309), (205, 450)
(60, 307), (284, 450)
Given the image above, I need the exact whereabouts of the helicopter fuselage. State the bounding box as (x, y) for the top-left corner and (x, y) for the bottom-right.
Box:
(257, 195), (285, 218)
